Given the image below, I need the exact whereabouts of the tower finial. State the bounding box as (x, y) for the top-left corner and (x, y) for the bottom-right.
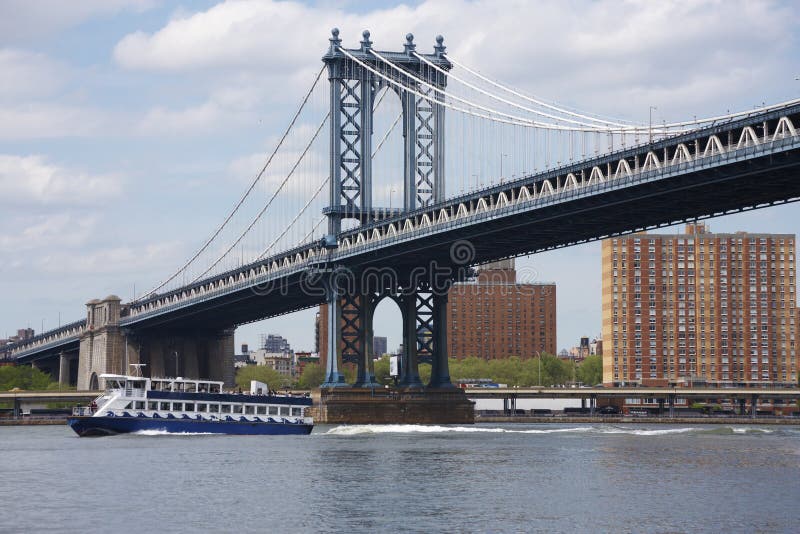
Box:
(361, 29), (372, 50)
(434, 34), (446, 55)
(404, 32), (416, 54)
(329, 27), (341, 53)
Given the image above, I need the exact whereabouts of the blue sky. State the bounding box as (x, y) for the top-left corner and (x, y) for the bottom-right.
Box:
(1, 0), (798, 355)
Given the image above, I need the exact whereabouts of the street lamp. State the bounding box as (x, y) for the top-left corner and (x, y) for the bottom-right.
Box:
(500, 153), (508, 179)
(535, 350), (542, 387)
(649, 106), (658, 144)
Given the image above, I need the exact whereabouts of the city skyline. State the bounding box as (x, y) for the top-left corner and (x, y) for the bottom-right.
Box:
(1, 1), (799, 356)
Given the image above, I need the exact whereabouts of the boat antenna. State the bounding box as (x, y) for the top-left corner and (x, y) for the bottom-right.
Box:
(129, 363), (147, 377)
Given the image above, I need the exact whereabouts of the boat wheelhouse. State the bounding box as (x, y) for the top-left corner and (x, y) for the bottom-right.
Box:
(67, 373), (313, 437)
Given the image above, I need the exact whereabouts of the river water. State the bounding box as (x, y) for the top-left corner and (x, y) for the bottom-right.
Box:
(1, 423), (798, 533)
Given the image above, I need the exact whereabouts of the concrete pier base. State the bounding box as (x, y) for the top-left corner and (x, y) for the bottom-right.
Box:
(309, 387), (475, 425)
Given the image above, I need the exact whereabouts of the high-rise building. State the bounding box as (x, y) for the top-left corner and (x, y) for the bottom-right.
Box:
(262, 334), (291, 355)
(373, 336), (388, 357)
(448, 259), (557, 359)
(602, 223), (797, 387)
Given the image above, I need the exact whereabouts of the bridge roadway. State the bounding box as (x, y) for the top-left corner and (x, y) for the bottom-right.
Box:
(0, 391), (101, 418)
(8, 102), (800, 362)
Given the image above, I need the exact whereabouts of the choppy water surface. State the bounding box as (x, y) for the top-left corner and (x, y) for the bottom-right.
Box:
(1, 423), (798, 533)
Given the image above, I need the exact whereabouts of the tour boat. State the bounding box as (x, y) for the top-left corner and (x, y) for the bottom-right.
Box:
(67, 373), (313, 437)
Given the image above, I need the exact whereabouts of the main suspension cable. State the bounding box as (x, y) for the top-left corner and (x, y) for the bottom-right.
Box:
(140, 66), (327, 300)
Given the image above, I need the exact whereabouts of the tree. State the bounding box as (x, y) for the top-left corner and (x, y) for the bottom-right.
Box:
(576, 355), (603, 386)
(296, 363), (325, 389)
(374, 355), (392, 385)
(235, 365), (285, 391)
(0, 365), (56, 391)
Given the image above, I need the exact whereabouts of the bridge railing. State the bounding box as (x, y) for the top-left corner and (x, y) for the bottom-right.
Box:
(9, 320), (87, 359)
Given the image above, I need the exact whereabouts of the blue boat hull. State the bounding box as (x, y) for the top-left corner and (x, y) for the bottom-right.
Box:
(67, 416), (313, 437)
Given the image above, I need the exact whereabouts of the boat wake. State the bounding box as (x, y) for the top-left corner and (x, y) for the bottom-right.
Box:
(323, 424), (781, 437)
(131, 430), (218, 437)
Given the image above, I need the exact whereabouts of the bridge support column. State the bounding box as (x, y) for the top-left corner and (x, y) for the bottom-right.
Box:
(398, 292), (423, 389)
(353, 294), (380, 388)
(738, 398), (747, 416)
(58, 352), (69, 385)
(668, 394), (676, 418)
(751, 394), (759, 419)
(658, 398), (665, 417)
(429, 290), (454, 388)
(589, 394), (596, 416)
(322, 280), (347, 388)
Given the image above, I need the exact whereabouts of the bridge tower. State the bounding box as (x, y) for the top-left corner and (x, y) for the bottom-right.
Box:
(320, 29), (456, 389)
(77, 295), (124, 389)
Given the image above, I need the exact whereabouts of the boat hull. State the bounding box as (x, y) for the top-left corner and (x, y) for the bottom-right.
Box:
(67, 416), (313, 437)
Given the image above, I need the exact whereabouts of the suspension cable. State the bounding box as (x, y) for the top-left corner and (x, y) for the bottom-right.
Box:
(445, 55), (638, 127)
(412, 52), (631, 129)
(257, 109), (402, 260)
(139, 66), (327, 299)
(188, 113), (330, 284)
(340, 47), (631, 133)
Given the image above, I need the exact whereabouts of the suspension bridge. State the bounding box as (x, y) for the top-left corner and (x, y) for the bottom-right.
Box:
(5, 30), (800, 409)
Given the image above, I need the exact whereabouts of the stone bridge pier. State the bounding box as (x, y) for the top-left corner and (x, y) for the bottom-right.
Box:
(77, 295), (236, 389)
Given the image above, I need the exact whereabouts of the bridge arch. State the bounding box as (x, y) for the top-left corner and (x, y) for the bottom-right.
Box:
(89, 372), (99, 390)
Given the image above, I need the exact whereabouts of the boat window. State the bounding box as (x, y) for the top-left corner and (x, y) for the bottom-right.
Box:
(160, 402), (170, 411)
(268, 406), (278, 415)
(197, 403), (207, 412)
(123, 402), (133, 409)
(232, 405), (243, 414)
(135, 401), (145, 410)
(256, 406), (267, 415)
(172, 402), (183, 411)
(210, 404), (220, 413)
(221, 404), (232, 414)
(279, 406), (289, 416)
(148, 402), (158, 410)
(130, 380), (145, 389)
(244, 405), (255, 415)
(291, 407), (302, 416)
(184, 403), (195, 412)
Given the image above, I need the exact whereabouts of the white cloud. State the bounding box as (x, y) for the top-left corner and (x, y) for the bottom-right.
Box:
(36, 242), (181, 276)
(0, 213), (96, 253)
(114, 0), (329, 71)
(0, 154), (123, 206)
(113, 0), (798, 122)
(0, 49), (69, 100)
(0, 104), (111, 140)
(0, 0), (158, 44)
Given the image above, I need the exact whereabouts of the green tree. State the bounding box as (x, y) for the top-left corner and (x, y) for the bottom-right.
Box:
(0, 365), (57, 391)
(374, 355), (392, 385)
(296, 363), (325, 389)
(576, 355), (603, 386)
(235, 365), (286, 391)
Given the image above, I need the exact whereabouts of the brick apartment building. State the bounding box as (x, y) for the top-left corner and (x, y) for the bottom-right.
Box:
(602, 223), (797, 387)
(448, 260), (556, 359)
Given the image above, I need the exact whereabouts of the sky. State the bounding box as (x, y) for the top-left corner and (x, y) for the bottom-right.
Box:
(1, 0), (799, 355)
